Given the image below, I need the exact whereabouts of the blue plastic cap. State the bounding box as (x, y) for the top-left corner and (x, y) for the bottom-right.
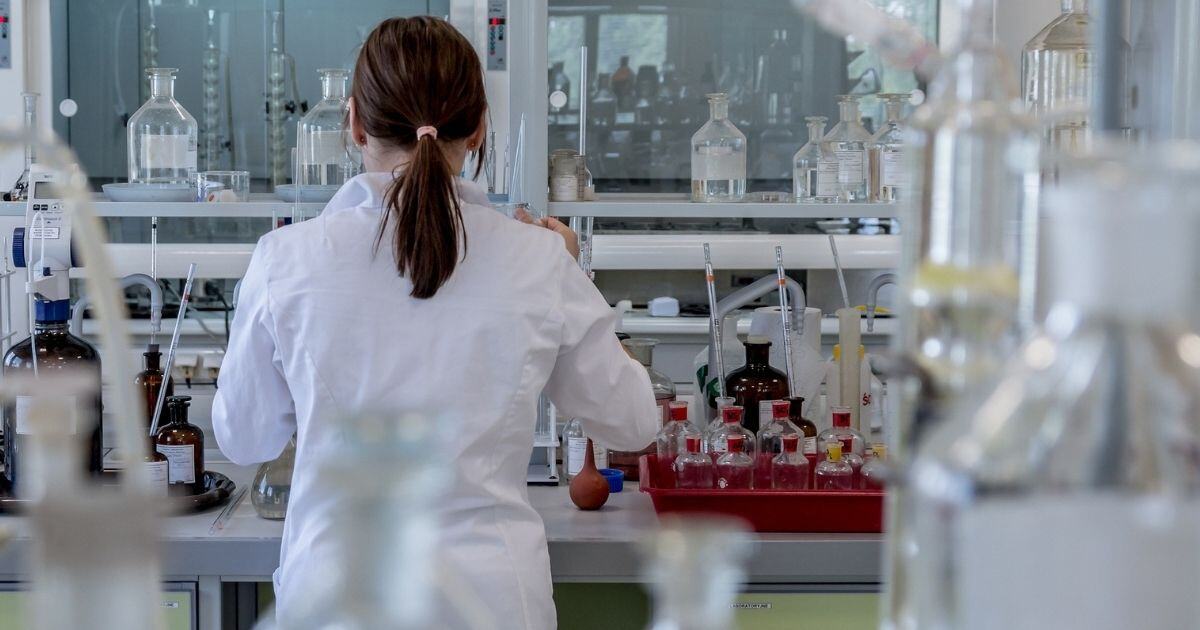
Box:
(599, 468), (624, 493)
(35, 299), (71, 322)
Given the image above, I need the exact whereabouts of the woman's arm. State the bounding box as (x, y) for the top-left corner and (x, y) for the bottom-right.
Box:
(542, 250), (659, 452)
(212, 240), (297, 465)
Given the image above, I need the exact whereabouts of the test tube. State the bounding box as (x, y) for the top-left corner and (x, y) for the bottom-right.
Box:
(703, 243), (727, 399)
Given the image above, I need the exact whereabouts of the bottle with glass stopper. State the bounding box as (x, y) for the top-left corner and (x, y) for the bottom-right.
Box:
(705, 404), (755, 466)
(789, 396), (818, 458)
(814, 443), (853, 490)
(725, 337), (789, 434)
(755, 399), (800, 484)
(655, 401), (699, 488)
(908, 146), (1200, 630)
(703, 395), (737, 443)
(817, 405), (866, 478)
(714, 434), (753, 489)
(297, 69), (357, 188)
(127, 68), (198, 185)
(1022, 0), (1096, 151)
(134, 343), (173, 433)
(870, 93), (909, 202)
(771, 434), (809, 489)
(792, 116), (838, 203)
(674, 435), (714, 489)
(690, 93), (747, 203)
(823, 95), (872, 202)
(155, 395), (205, 496)
(860, 444), (887, 489)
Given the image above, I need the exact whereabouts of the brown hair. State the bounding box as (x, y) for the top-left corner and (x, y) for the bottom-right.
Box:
(352, 17), (487, 299)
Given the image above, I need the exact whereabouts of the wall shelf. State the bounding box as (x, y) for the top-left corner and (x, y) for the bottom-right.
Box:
(548, 195), (900, 219)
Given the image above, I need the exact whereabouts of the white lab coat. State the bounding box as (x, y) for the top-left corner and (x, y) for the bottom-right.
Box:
(212, 172), (659, 629)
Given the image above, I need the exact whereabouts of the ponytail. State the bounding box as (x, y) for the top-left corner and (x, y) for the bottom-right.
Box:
(379, 133), (465, 299)
(353, 16), (487, 299)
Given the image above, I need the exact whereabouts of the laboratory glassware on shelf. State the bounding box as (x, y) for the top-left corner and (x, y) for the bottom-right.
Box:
(724, 337), (789, 434)
(296, 69), (357, 189)
(640, 516), (749, 630)
(155, 395), (205, 496)
(792, 116), (838, 203)
(127, 68), (198, 185)
(134, 343), (173, 431)
(823, 94), (873, 202)
(655, 401), (699, 489)
(690, 93), (747, 203)
(814, 443), (853, 490)
(884, 0), (1042, 623)
(5, 92), (37, 201)
(869, 93), (909, 202)
(771, 434), (809, 490)
(609, 338), (676, 479)
(705, 404), (755, 464)
(199, 9), (231, 171)
(2, 299), (103, 493)
(674, 435), (714, 489)
(755, 399), (801, 484)
(1022, 0), (1095, 151)
(252, 438), (295, 520)
(714, 434), (753, 489)
(266, 9), (304, 188)
(909, 145), (1200, 630)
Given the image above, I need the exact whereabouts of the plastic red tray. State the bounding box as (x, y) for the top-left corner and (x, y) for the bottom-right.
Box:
(637, 454), (884, 533)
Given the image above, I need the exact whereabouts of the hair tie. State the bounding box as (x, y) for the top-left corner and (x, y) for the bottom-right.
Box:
(416, 126), (438, 140)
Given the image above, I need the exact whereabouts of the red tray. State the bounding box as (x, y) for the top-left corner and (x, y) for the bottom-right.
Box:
(637, 454), (884, 533)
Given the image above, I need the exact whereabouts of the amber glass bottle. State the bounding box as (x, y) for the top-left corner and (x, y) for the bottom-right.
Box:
(789, 396), (819, 456)
(2, 299), (103, 492)
(134, 344), (173, 432)
(724, 336), (789, 434)
(156, 395), (205, 495)
(142, 435), (169, 496)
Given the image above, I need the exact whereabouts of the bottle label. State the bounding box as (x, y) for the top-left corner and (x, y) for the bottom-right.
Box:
(692, 147), (745, 181)
(881, 150), (905, 188)
(15, 395), (79, 435)
(157, 444), (196, 484)
(956, 496), (1200, 629)
(550, 176), (579, 201)
(803, 436), (817, 455)
(816, 160), (839, 197)
(142, 134), (194, 169)
(835, 150), (866, 184)
(566, 436), (588, 477)
(145, 460), (169, 496)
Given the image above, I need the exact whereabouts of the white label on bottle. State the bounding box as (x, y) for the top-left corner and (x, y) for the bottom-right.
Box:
(958, 496), (1200, 630)
(816, 160), (839, 197)
(803, 436), (817, 455)
(881, 150), (905, 188)
(157, 444), (196, 484)
(144, 460), (169, 496)
(141, 134), (193, 169)
(550, 176), (579, 201)
(15, 395), (79, 435)
(835, 149), (866, 184)
(566, 436), (588, 477)
(692, 148), (746, 180)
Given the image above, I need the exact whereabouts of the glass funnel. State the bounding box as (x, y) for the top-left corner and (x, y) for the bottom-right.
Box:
(909, 144), (1200, 630)
(1022, 0), (1094, 151)
(296, 69), (357, 188)
(823, 95), (872, 202)
(127, 68), (198, 185)
(870, 94), (909, 203)
(792, 116), (837, 203)
(640, 516), (750, 630)
(252, 438), (295, 520)
(690, 93), (747, 203)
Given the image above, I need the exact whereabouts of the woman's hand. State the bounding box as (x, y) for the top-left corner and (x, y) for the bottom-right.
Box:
(515, 207), (580, 260)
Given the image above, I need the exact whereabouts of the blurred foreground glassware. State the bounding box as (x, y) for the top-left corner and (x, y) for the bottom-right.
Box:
(691, 93), (746, 203)
(641, 516), (750, 630)
(296, 69), (356, 189)
(127, 68), (198, 185)
(252, 438), (295, 520)
(909, 143), (1200, 630)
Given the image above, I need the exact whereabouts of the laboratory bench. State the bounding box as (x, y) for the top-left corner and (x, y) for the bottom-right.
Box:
(0, 461), (882, 629)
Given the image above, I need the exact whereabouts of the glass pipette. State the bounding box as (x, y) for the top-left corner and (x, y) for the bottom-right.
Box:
(775, 246), (797, 398)
(149, 262), (197, 436)
(703, 243), (727, 399)
(828, 234), (850, 309)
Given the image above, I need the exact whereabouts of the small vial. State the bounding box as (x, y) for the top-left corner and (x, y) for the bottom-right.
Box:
(674, 435), (715, 489)
(814, 443), (853, 490)
(860, 444), (888, 490)
(771, 434), (810, 490)
(714, 434), (754, 490)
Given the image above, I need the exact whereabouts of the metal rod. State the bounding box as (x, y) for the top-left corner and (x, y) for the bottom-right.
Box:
(775, 246), (797, 398)
(149, 263), (197, 436)
(828, 234), (850, 309)
(703, 243), (727, 399)
(578, 45), (588, 156)
(1093, 0), (1124, 132)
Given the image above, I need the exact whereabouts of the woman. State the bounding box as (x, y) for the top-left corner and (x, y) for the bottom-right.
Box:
(212, 16), (659, 629)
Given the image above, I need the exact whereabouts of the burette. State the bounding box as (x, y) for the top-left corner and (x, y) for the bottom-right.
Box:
(149, 263), (196, 436)
(774, 246), (797, 398)
(703, 243), (726, 399)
